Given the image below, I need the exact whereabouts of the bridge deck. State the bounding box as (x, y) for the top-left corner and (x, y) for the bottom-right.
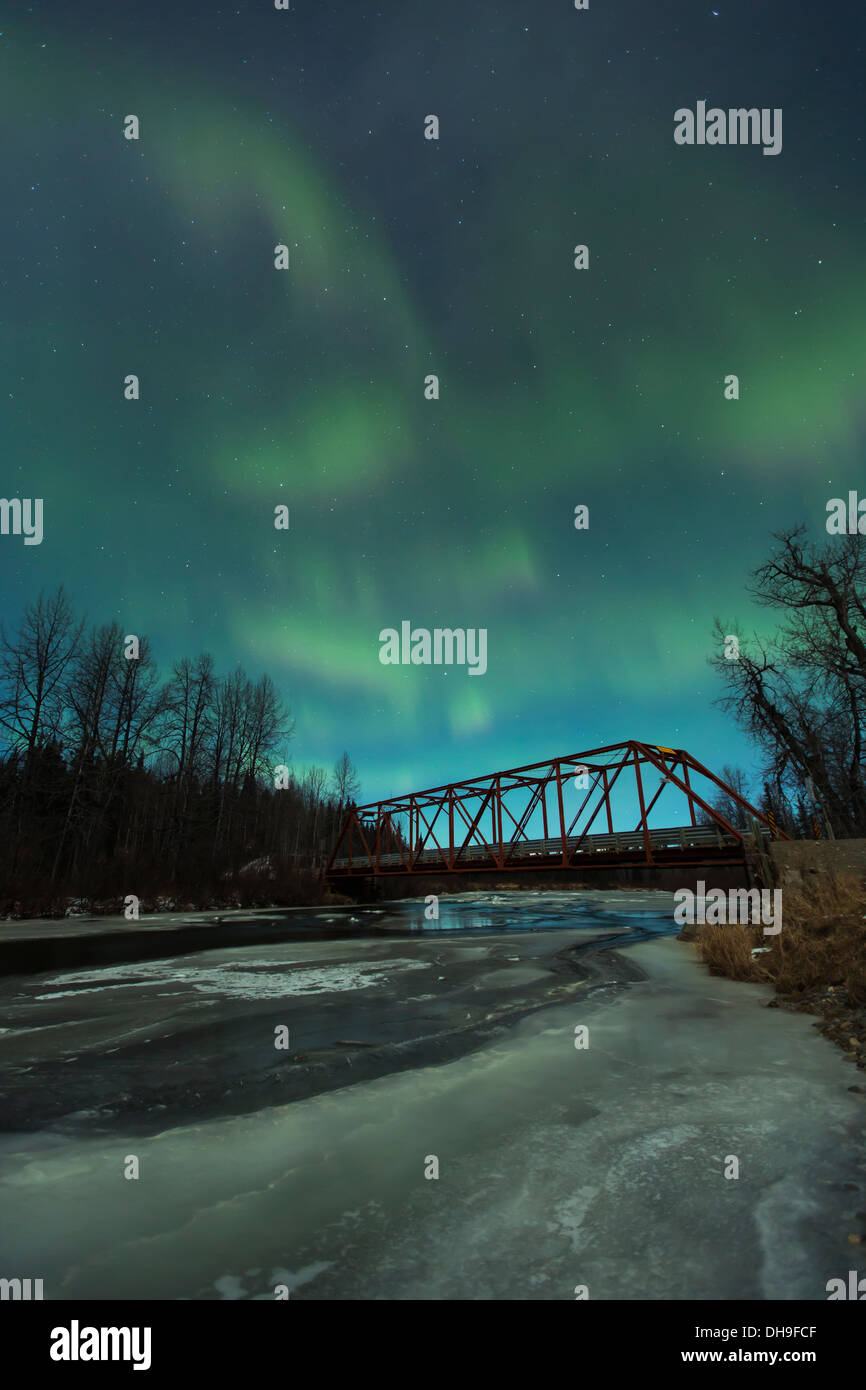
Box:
(328, 823), (762, 876)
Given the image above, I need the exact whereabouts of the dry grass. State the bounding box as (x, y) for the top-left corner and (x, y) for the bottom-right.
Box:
(697, 874), (866, 1005)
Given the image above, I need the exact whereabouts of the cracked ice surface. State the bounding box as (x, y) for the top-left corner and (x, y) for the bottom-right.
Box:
(0, 938), (863, 1300)
(33, 956), (429, 1002)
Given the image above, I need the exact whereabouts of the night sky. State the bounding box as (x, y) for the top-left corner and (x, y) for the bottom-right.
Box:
(1, 1), (864, 807)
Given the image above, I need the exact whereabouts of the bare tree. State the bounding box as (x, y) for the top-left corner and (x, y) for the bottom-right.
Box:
(711, 526), (866, 836)
(0, 586), (83, 874)
(697, 763), (754, 830)
(0, 585), (82, 774)
(332, 750), (360, 814)
(162, 654), (216, 870)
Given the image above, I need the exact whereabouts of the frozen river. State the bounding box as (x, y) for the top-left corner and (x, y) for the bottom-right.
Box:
(0, 891), (863, 1300)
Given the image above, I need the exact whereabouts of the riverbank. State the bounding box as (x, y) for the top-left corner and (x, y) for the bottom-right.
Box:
(0, 877), (676, 922)
(688, 874), (866, 1074)
(0, 903), (368, 977)
(0, 867), (344, 923)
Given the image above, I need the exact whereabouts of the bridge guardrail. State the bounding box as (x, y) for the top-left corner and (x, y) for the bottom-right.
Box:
(329, 823), (766, 870)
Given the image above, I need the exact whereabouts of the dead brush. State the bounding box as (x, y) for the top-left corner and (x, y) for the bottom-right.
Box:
(697, 874), (866, 1003)
(697, 919), (766, 982)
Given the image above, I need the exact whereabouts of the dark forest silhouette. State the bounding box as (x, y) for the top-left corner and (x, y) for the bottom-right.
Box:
(0, 587), (359, 916)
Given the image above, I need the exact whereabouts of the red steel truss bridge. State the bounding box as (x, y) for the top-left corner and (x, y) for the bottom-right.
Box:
(325, 740), (787, 880)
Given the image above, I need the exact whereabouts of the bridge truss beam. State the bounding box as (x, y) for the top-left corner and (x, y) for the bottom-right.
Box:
(325, 740), (787, 878)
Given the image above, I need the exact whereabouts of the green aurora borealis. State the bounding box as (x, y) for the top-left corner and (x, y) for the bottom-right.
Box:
(1, 1), (864, 804)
